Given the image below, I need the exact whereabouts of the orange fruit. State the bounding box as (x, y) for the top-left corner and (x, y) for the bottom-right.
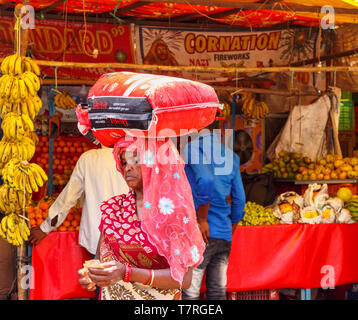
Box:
(28, 212), (35, 219)
(39, 202), (49, 211)
(56, 147), (62, 153)
(66, 213), (74, 221)
(35, 212), (42, 220)
(59, 141), (65, 147)
(73, 142), (79, 148)
(42, 211), (48, 219)
(54, 159), (60, 165)
(71, 220), (79, 227)
(67, 226), (75, 231)
(69, 147), (76, 153)
(59, 226), (67, 232)
(42, 147), (49, 153)
(37, 218), (44, 225)
(63, 147), (69, 153)
(30, 219), (37, 227)
(74, 214), (81, 222)
(75, 226), (80, 231)
(63, 220), (70, 227)
(27, 206), (34, 213)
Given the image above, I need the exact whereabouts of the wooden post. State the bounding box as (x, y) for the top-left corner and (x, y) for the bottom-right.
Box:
(14, 2), (29, 301)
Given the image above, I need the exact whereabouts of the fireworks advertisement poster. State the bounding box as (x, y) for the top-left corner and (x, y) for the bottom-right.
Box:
(134, 26), (324, 85)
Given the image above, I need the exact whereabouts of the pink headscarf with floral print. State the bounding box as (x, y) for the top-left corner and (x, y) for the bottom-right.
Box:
(112, 136), (205, 284)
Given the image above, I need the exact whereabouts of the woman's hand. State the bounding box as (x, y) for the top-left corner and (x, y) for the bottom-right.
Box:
(87, 261), (125, 288)
(78, 268), (96, 291)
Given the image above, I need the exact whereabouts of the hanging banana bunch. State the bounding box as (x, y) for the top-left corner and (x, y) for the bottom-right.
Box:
(0, 213), (30, 246)
(54, 90), (77, 109)
(241, 92), (270, 120)
(0, 19), (45, 247)
(0, 185), (32, 215)
(2, 159), (48, 194)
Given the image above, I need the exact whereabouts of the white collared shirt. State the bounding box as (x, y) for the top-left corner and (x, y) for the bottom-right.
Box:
(40, 147), (129, 254)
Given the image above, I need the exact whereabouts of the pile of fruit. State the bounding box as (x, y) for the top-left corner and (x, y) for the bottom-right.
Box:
(27, 200), (52, 228)
(240, 92), (269, 119)
(0, 51), (46, 246)
(273, 185), (356, 224)
(261, 151), (358, 181)
(338, 187), (358, 222)
(28, 201), (82, 232)
(238, 201), (280, 226)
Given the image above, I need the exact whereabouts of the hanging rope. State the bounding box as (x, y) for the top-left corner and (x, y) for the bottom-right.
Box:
(82, 0), (97, 58)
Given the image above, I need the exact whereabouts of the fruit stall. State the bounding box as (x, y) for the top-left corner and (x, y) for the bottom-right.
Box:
(2, 0), (358, 302)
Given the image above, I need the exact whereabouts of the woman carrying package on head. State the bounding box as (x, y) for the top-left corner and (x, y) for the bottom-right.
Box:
(78, 136), (206, 300)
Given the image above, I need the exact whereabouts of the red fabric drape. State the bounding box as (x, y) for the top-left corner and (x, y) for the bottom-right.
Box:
(29, 231), (95, 300)
(226, 223), (358, 291)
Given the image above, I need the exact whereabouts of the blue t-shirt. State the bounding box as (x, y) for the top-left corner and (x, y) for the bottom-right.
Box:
(184, 133), (246, 242)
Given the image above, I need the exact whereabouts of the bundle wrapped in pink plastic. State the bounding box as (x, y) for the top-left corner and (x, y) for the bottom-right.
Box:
(77, 72), (221, 146)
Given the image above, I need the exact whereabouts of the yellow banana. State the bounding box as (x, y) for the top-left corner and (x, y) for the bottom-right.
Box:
(31, 165), (44, 188)
(21, 113), (34, 132)
(0, 74), (9, 96)
(26, 98), (36, 119)
(1, 215), (8, 233)
(27, 169), (39, 193)
(18, 77), (28, 100)
(32, 96), (42, 113)
(30, 163), (48, 183)
(1, 55), (12, 74)
(23, 59), (32, 73)
(24, 71), (40, 92)
(8, 54), (18, 75)
(2, 75), (14, 100)
(24, 57), (41, 76)
(14, 56), (23, 75)
(21, 74), (36, 97)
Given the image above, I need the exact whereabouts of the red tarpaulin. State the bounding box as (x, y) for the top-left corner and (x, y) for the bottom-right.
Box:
(227, 223), (358, 291)
(29, 231), (95, 300)
(29, 223), (358, 299)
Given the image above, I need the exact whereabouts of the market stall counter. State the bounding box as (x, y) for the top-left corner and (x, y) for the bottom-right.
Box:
(227, 223), (358, 291)
(29, 222), (358, 300)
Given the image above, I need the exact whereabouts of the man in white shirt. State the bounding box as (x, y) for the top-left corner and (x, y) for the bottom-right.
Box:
(29, 145), (129, 256)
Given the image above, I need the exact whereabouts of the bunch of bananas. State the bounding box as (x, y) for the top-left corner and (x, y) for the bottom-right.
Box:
(1, 112), (34, 140)
(0, 137), (36, 163)
(0, 213), (30, 246)
(2, 159), (48, 193)
(0, 185), (31, 215)
(0, 54), (41, 103)
(1, 54), (41, 76)
(0, 95), (42, 120)
(55, 91), (77, 109)
(241, 92), (270, 119)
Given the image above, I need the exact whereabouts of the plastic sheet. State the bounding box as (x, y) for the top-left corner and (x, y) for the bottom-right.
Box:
(226, 223), (358, 291)
(29, 231), (95, 300)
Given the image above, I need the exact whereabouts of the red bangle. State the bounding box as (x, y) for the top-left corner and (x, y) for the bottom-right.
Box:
(144, 269), (152, 286)
(123, 264), (132, 282)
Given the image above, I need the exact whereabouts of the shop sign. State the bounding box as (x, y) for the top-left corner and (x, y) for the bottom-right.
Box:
(134, 26), (317, 83)
(0, 17), (134, 80)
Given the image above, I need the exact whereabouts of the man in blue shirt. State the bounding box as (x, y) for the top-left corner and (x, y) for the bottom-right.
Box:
(182, 121), (246, 300)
